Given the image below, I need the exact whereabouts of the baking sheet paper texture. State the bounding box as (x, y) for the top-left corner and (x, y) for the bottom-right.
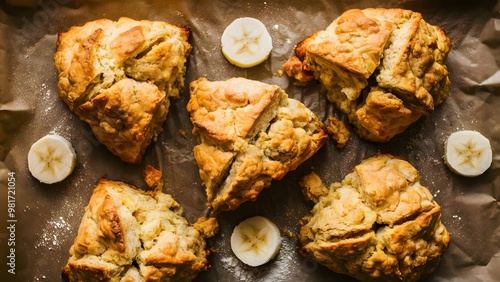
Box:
(0, 0), (499, 281)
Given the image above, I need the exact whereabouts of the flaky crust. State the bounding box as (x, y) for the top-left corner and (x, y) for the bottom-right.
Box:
(54, 17), (191, 163)
(299, 154), (450, 282)
(188, 77), (328, 211)
(284, 8), (451, 142)
(63, 168), (218, 282)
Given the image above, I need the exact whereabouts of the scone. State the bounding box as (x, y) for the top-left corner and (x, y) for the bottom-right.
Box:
(299, 154), (450, 282)
(62, 166), (218, 282)
(284, 8), (451, 142)
(54, 17), (192, 164)
(187, 77), (328, 212)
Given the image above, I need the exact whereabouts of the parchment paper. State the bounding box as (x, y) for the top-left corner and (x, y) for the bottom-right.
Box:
(0, 0), (498, 281)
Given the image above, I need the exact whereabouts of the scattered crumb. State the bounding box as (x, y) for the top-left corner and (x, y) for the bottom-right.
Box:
(144, 164), (163, 190)
(178, 129), (187, 138)
(282, 227), (294, 238)
(283, 56), (313, 83)
(326, 117), (350, 149)
(299, 172), (329, 203)
(277, 69), (283, 77)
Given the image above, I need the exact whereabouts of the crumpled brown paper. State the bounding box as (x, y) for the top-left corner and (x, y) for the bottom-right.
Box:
(0, 0), (498, 281)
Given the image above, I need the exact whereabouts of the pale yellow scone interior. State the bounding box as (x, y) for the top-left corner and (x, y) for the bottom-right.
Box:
(54, 17), (192, 164)
(299, 154), (450, 282)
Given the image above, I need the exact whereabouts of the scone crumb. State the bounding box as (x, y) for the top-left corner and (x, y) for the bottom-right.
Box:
(326, 117), (350, 149)
(277, 69), (284, 77)
(282, 227), (294, 238)
(282, 56), (313, 83)
(144, 164), (162, 190)
(299, 171), (328, 203)
(179, 129), (187, 138)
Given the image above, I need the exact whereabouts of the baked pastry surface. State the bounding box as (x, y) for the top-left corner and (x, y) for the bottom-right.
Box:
(187, 77), (328, 212)
(62, 166), (218, 282)
(284, 8), (451, 142)
(54, 17), (191, 163)
(299, 154), (450, 282)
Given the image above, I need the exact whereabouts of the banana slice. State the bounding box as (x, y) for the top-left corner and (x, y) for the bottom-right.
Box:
(28, 134), (77, 184)
(444, 130), (492, 177)
(230, 216), (281, 267)
(221, 17), (273, 68)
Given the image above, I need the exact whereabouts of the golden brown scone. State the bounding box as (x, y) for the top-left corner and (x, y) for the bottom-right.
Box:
(62, 167), (218, 282)
(284, 8), (451, 142)
(187, 77), (328, 212)
(299, 154), (450, 282)
(54, 17), (191, 164)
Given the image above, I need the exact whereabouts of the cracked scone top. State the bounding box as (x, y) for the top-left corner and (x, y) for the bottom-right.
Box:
(54, 17), (191, 164)
(299, 154), (450, 282)
(62, 166), (218, 282)
(187, 77), (328, 212)
(284, 8), (451, 142)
